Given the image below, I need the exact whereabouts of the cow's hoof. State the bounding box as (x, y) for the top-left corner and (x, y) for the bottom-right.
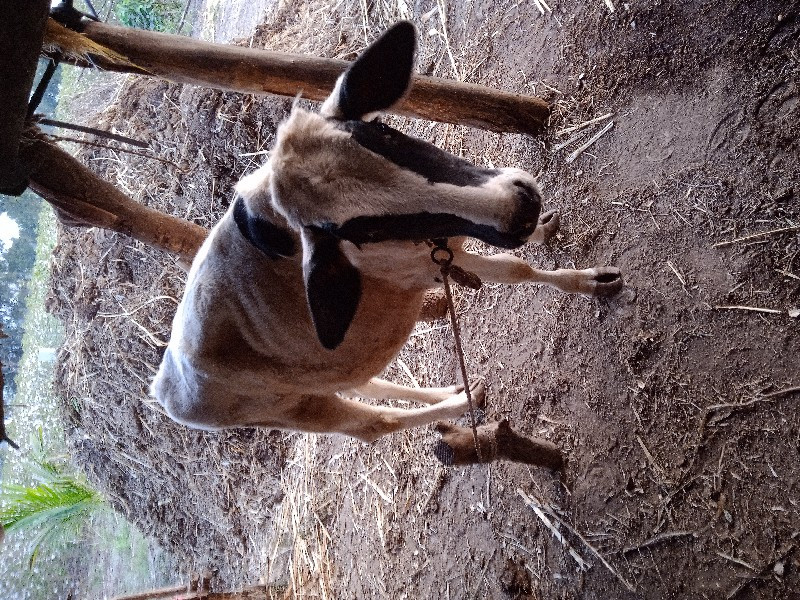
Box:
(530, 209), (560, 244)
(588, 266), (623, 297)
(538, 210), (560, 243)
(469, 379), (487, 409)
(443, 379), (486, 411)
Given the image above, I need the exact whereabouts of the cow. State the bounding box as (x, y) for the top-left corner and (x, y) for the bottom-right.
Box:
(151, 21), (622, 443)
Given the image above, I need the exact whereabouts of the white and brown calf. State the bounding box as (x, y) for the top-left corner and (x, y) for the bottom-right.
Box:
(151, 22), (622, 443)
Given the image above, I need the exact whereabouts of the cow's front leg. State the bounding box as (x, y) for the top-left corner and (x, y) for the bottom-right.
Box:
(455, 251), (623, 297)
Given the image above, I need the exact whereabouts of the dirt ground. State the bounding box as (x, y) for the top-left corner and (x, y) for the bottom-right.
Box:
(46, 0), (799, 598)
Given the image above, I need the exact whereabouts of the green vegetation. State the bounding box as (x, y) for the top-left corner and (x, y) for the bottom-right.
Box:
(115, 0), (184, 32)
(0, 206), (80, 599)
(1, 433), (103, 568)
(0, 189), (42, 396)
(1, 205), (63, 469)
(0, 208), (179, 598)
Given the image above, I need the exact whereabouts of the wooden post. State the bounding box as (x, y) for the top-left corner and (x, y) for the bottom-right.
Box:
(21, 127), (207, 263)
(0, 0), (50, 194)
(68, 21), (549, 135)
(111, 585), (283, 600)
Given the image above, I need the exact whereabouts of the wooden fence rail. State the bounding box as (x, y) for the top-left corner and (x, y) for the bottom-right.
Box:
(111, 583), (284, 600)
(60, 19), (550, 135)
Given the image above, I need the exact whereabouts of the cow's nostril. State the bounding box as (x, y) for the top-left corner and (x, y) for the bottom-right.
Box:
(513, 180), (532, 193)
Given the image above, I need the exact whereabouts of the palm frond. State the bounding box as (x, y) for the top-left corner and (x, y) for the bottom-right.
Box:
(0, 449), (104, 567)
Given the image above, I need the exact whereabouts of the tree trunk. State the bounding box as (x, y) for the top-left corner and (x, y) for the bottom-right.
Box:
(21, 126), (207, 263)
(0, 357), (20, 450)
(61, 20), (549, 135)
(0, 0), (49, 194)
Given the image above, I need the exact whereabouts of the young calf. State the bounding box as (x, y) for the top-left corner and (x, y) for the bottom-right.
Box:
(151, 22), (622, 442)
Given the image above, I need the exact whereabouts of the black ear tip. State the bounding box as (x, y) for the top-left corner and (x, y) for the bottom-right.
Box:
(370, 21), (416, 60)
(387, 20), (417, 45)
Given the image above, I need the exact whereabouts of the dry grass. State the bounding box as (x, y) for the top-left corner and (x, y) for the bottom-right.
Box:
(265, 435), (336, 598)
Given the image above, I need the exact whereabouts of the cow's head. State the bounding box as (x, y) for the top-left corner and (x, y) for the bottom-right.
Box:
(263, 21), (542, 350)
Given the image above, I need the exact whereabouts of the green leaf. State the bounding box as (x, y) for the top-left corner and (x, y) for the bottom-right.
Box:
(0, 452), (104, 568)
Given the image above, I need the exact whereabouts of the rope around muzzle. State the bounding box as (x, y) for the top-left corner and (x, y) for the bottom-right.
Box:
(430, 241), (485, 463)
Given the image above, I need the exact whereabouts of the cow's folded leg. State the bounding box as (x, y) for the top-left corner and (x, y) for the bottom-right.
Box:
(266, 389), (485, 442)
(348, 377), (484, 406)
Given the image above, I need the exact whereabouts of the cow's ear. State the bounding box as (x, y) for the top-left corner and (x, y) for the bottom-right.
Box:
(301, 227), (362, 350)
(321, 21), (416, 120)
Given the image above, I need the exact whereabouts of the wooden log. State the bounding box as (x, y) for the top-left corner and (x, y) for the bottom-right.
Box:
(434, 419), (564, 469)
(112, 585), (284, 600)
(110, 584), (188, 600)
(0, 0), (50, 194)
(20, 126), (207, 263)
(66, 20), (549, 135)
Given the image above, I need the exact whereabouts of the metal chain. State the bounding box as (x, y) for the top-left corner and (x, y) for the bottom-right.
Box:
(430, 243), (484, 463)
